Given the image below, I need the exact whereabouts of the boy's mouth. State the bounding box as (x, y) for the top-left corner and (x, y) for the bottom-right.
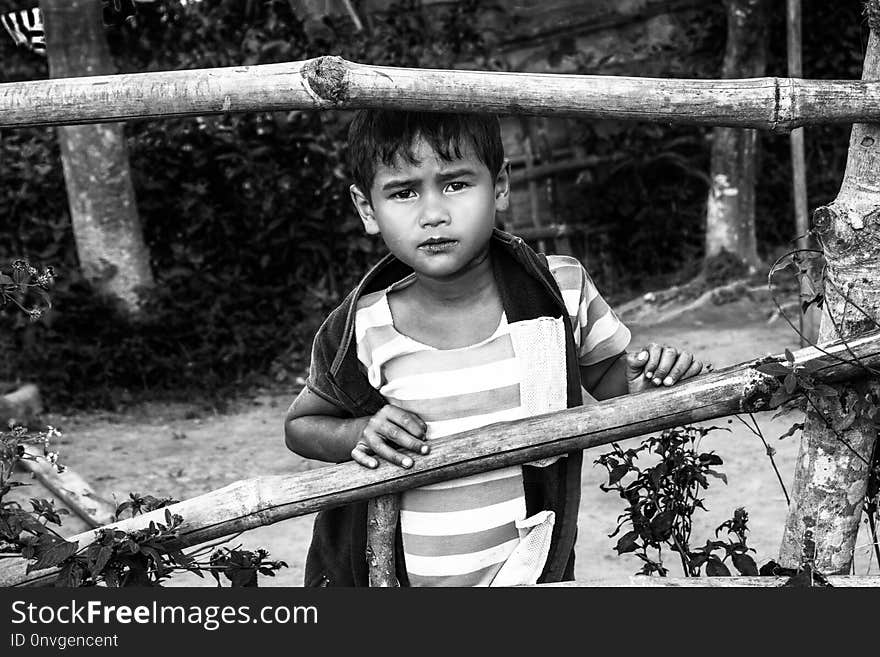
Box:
(417, 237), (458, 252)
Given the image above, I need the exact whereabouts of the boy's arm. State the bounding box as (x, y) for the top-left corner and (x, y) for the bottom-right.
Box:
(581, 344), (704, 401)
(284, 386), (429, 468)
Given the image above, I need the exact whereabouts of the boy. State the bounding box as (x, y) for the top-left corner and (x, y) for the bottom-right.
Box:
(284, 110), (703, 587)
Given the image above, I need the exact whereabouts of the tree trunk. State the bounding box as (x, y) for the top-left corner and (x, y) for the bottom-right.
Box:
(704, 0), (766, 270)
(40, 0), (153, 313)
(779, 2), (880, 574)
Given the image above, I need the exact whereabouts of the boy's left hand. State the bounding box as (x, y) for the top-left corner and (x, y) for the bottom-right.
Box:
(625, 343), (704, 394)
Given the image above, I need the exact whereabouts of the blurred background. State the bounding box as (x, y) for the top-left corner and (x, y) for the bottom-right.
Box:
(0, 0), (869, 412)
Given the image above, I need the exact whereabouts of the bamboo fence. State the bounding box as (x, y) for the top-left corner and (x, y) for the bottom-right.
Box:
(3, 331), (879, 587)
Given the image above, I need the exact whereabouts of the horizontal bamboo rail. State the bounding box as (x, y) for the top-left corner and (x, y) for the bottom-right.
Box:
(3, 330), (880, 587)
(2, 56), (880, 131)
(542, 575), (880, 587)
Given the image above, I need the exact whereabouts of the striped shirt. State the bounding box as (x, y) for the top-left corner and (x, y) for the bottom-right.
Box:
(355, 255), (630, 586)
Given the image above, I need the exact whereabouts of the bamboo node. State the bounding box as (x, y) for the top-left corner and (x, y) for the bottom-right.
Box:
(302, 56), (349, 105)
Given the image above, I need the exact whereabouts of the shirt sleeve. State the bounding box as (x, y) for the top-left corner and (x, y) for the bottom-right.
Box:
(546, 255), (631, 366)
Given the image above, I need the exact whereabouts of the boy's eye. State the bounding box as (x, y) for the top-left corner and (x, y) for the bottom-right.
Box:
(445, 181), (469, 192)
(390, 189), (415, 200)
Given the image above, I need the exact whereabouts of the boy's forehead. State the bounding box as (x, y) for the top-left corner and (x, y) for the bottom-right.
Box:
(376, 135), (485, 177)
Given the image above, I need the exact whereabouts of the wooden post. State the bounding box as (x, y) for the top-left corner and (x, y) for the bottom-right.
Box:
(4, 332), (880, 587)
(779, 1), (880, 574)
(787, 0), (819, 346)
(366, 494), (400, 587)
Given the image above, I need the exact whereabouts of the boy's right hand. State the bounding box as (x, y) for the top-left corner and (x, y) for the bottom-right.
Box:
(351, 404), (429, 469)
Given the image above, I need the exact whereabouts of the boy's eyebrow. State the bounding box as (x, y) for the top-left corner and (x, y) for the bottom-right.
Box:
(437, 166), (479, 179)
(378, 167), (480, 191)
(380, 177), (420, 191)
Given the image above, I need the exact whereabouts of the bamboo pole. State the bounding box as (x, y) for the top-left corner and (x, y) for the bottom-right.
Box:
(3, 331), (880, 587)
(3, 57), (880, 131)
(540, 575), (880, 587)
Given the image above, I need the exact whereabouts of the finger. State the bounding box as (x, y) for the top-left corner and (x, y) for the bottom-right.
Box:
(662, 352), (693, 386)
(651, 347), (678, 385)
(682, 360), (704, 380)
(373, 440), (413, 468)
(625, 350), (650, 379)
(365, 429), (414, 468)
(384, 405), (428, 439)
(351, 442), (378, 469)
(378, 419), (429, 455)
(643, 343), (662, 379)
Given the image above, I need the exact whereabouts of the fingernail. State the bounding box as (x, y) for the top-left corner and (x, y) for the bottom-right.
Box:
(645, 371), (653, 379)
(369, 460), (378, 469)
(402, 458), (412, 468)
(421, 445), (429, 454)
(638, 352), (648, 360)
(653, 378), (661, 385)
(663, 377), (673, 386)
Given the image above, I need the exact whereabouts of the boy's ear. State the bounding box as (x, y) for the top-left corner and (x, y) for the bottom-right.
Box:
(350, 184), (380, 235)
(494, 159), (511, 212)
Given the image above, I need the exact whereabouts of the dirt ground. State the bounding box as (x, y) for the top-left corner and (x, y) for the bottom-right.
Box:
(33, 289), (880, 586)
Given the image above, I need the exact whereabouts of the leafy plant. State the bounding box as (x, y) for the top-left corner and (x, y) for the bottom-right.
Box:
(0, 259), (54, 322)
(596, 425), (758, 577)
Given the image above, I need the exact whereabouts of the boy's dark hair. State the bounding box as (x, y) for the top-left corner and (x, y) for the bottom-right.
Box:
(347, 110), (504, 202)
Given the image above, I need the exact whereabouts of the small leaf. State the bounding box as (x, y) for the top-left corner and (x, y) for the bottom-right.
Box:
(650, 510), (675, 538)
(756, 362), (794, 377)
(706, 469), (728, 485)
(779, 422), (805, 440)
(784, 374), (798, 394)
(615, 530), (639, 554)
(91, 546), (113, 578)
(784, 348), (795, 364)
(55, 560), (85, 588)
(608, 464), (629, 486)
(812, 384), (838, 398)
(705, 559), (731, 577)
(732, 553), (758, 576)
(28, 539), (78, 572)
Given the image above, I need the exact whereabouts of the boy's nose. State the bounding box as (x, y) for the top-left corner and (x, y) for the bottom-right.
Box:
(418, 199), (450, 228)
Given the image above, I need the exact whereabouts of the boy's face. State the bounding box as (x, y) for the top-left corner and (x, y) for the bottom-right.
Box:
(350, 136), (509, 280)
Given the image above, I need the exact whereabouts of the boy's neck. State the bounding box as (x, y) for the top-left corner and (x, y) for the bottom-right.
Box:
(408, 248), (496, 308)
